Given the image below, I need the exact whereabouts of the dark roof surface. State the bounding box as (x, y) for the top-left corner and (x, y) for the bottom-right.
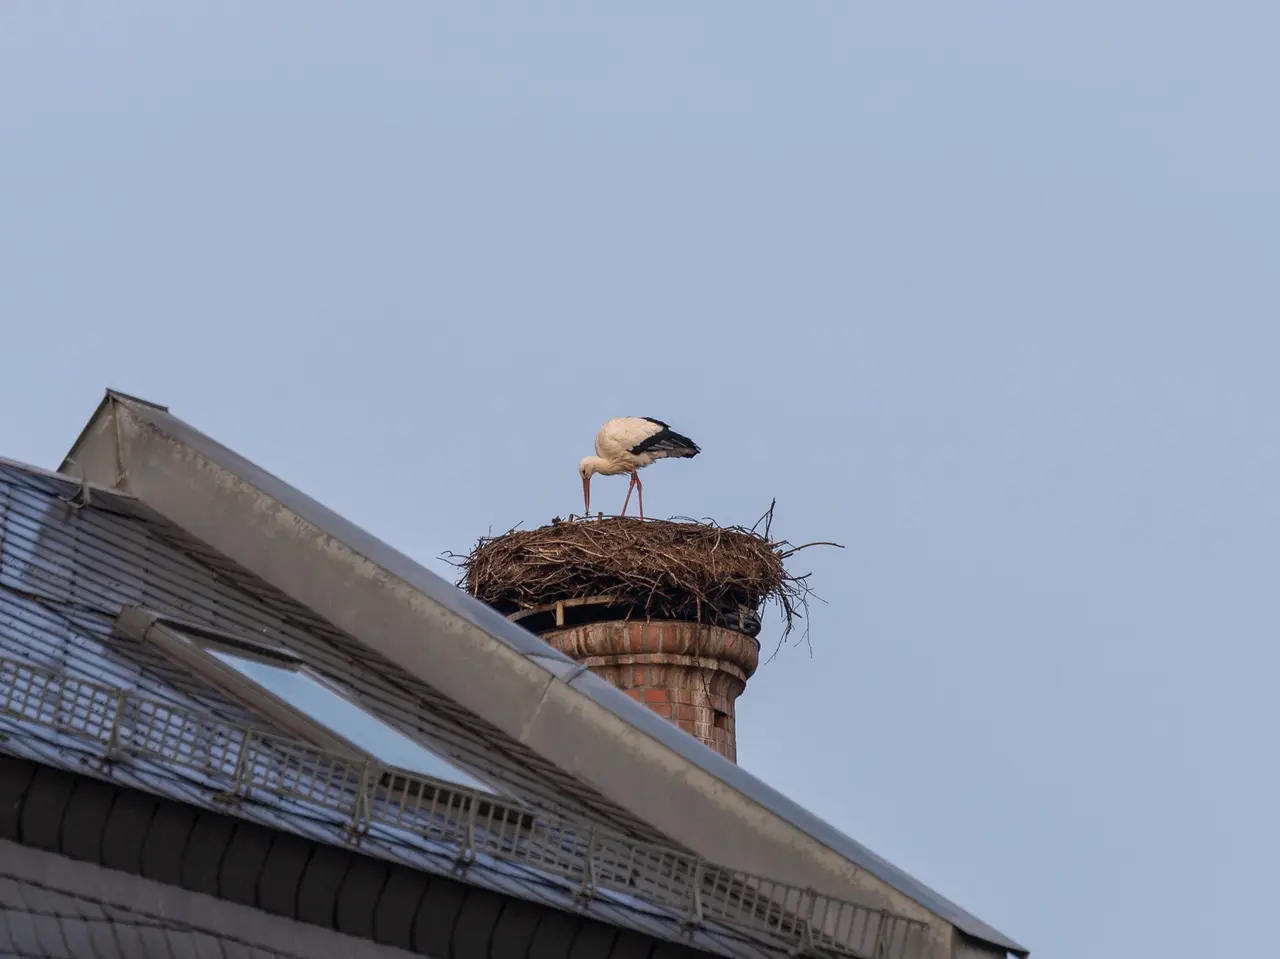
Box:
(83, 396), (1024, 956)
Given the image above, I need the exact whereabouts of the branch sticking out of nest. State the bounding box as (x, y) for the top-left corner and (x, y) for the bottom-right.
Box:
(442, 500), (842, 657)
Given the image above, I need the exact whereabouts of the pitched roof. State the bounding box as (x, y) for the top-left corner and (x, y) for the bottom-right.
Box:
(56, 390), (1027, 958)
(0, 459), (809, 958)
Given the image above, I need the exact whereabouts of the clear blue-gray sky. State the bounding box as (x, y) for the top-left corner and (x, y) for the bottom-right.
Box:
(3, 4), (1276, 957)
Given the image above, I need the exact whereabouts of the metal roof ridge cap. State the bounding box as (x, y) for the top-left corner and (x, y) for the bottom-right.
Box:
(103, 387), (170, 412)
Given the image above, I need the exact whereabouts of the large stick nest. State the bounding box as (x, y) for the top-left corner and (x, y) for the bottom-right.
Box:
(445, 502), (841, 651)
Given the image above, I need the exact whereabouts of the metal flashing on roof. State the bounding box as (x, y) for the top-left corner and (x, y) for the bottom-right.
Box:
(57, 390), (1028, 959)
(102, 388), (170, 412)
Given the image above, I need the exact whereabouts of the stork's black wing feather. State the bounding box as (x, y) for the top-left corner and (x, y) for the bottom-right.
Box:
(630, 418), (701, 458)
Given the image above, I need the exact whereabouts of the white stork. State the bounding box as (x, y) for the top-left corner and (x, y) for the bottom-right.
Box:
(579, 417), (701, 520)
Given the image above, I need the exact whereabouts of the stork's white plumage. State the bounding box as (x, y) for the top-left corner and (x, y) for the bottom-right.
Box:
(579, 416), (701, 519)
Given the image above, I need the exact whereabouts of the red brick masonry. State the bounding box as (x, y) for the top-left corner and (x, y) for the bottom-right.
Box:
(540, 621), (760, 762)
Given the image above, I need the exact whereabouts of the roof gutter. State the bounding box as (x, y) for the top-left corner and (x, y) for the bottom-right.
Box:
(61, 391), (1027, 959)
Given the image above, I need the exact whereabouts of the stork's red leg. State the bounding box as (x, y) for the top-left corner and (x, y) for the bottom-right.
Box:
(634, 472), (644, 520)
(620, 475), (635, 517)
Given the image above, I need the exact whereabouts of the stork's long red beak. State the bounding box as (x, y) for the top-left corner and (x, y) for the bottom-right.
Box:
(582, 475), (591, 516)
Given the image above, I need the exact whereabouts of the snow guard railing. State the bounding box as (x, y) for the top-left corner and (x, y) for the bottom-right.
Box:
(0, 653), (930, 959)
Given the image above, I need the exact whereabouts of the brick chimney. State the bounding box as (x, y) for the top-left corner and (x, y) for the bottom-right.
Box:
(511, 602), (759, 762)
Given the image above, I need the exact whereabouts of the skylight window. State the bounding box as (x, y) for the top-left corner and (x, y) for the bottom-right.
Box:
(206, 650), (496, 794)
(114, 607), (498, 796)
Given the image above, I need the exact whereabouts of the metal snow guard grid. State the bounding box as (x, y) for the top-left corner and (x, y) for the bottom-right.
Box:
(0, 654), (930, 959)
